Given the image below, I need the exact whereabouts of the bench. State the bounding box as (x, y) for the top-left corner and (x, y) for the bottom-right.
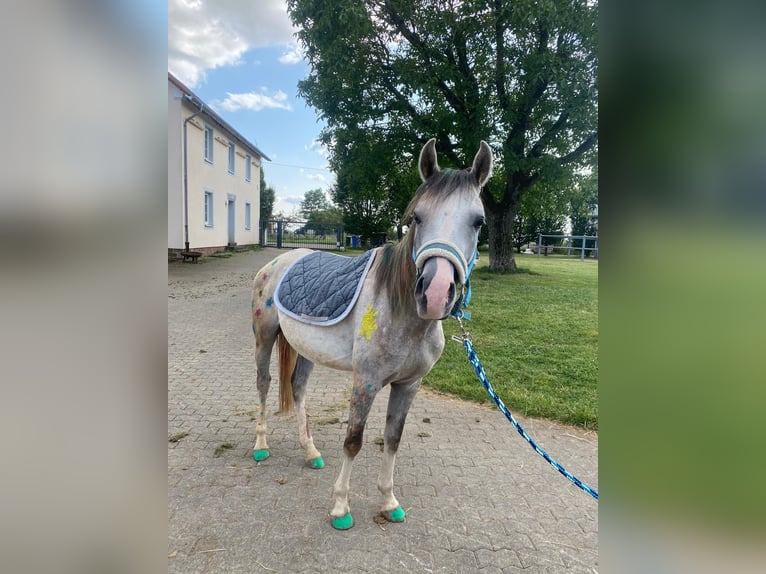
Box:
(180, 251), (202, 263)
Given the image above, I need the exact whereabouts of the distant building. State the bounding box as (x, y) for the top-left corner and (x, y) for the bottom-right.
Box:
(168, 72), (270, 255)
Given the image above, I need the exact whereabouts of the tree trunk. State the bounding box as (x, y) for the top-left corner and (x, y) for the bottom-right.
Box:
(486, 205), (517, 272)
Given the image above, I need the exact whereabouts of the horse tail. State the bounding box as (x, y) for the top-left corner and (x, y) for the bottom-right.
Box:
(277, 332), (296, 414)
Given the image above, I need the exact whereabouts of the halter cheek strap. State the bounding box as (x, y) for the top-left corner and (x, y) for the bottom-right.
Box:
(461, 249), (479, 309)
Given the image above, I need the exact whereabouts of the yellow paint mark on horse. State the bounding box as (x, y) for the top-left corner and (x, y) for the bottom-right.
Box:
(359, 304), (379, 340)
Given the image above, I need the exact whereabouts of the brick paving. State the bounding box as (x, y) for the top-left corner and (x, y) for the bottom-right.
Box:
(168, 248), (598, 573)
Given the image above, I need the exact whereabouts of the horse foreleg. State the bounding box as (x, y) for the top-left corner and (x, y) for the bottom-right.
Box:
(330, 374), (378, 529)
(291, 355), (324, 468)
(377, 379), (420, 523)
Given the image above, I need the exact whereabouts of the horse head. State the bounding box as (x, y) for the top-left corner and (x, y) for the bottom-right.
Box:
(410, 139), (493, 320)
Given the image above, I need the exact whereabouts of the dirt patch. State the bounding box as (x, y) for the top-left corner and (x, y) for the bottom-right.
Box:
(213, 442), (235, 457)
(168, 431), (189, 443)
(313, 415), (341, 426)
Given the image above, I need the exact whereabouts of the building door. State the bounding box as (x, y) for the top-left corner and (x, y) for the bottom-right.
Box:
(227, 195), (236, 245)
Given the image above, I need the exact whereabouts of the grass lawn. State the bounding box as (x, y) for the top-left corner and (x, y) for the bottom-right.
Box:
(424, 252), (598, 429)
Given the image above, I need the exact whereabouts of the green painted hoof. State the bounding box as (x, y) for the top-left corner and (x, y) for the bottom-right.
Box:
(331, 512), (354, 530)
(384, 506), (406, 523)
(308, 456), (325, 469)
(253, 449), (270, 461)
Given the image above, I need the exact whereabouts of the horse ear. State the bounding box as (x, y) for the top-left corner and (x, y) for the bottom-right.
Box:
(418, 138), (439, 182)
(471, 141), (493, 188)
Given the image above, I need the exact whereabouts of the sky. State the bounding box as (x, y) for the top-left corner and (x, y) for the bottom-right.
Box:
(168, 0), (333, 217)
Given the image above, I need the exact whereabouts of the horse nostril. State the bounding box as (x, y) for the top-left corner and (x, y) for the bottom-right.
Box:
(448, 282), (455, 301)
(414, 275), (425, 296)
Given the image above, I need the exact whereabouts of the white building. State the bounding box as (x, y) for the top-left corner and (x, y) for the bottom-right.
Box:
(168, 73), (270, 255)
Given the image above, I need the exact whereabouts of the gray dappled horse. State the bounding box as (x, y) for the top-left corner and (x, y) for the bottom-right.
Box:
(250, 138), (492, 529)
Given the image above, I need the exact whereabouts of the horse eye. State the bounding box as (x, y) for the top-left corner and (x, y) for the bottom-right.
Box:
(473, 217), (486, 229)
(412, 213), (422, 225)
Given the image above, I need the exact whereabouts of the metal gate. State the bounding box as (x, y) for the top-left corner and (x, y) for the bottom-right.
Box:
(259, 219), (345, 251)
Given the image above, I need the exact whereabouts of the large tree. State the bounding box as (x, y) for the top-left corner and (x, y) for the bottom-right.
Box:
(299, 188), (343, 235)
(299, 188), (331, 218)
(259, 167), (275, 224)
(329, 126), (420, 241)
(288, 0), (597, 271)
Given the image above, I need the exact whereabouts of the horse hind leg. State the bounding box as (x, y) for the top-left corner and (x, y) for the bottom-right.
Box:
(377, 379), (421, 523)
(290, 355), (324, 469)
(252, 302), (279, 462)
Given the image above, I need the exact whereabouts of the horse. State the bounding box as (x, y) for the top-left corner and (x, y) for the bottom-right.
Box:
(250, 138), (493, 529)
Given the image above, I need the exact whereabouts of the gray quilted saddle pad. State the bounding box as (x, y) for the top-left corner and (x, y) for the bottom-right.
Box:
(274, 249), (377, 326)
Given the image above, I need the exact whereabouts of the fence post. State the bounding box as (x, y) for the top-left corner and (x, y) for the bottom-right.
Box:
(581, 235), (586, 261)
(276, 221), (283, 249)
(537, 233), (541, 256)
(335, 224), (343, 250)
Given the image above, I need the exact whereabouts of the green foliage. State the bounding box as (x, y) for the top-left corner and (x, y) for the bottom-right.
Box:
(513, 173), (571, 250)
(259, 167), (275, 223)
(305, 205), (343, 236)
(425, 254), (598, 428)
(568, 167), (598, 251)
(310, 205), (343, 224)
(329, 127), (420, 241)
(299, 188), (331, 218)
(287, 0), (598, 272)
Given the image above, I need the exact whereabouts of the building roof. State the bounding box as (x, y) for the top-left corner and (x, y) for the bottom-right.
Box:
(169, 72), (271, 162)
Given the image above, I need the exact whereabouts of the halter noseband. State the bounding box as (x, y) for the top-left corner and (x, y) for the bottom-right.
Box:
(412, 239), (479, 318)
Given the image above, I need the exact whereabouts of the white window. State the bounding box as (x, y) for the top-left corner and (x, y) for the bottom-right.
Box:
(245, 202), (251, 230)
(228, 141), (235, 174)
(204, 125), (214, 163)
(204, 191), (214, 227)
(245, 154), (251, 182)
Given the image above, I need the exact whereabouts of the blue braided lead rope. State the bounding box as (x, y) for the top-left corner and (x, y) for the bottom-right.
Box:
(457, 332), (599, 501)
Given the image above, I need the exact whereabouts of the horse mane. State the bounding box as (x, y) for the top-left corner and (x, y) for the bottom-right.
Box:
(373, 168), (479, 316)
(373, 226), (416, 317)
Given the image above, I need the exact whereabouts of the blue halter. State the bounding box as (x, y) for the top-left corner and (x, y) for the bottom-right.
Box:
(412, 242), (479, 319)
(454, 249), (479, 318)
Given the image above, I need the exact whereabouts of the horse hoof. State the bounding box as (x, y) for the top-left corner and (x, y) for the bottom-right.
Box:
(331, 512), (354, 530)
(383, 506), (406, 523)
(253, 449), (270, 461)
(308, 456), (325, 469)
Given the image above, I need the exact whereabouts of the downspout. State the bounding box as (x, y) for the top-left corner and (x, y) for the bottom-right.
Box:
(183, 96), (204, 252)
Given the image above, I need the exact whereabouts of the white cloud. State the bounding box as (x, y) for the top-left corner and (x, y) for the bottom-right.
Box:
(212, 90), (292, 112)
(306, 173), (326, 182)
(306, 138), (330, 160)
(168, 0), (299, 87)
(278, 43), (303, 65)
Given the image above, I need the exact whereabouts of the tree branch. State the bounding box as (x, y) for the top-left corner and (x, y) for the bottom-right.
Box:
(382, 0), (469, 118)
(453, 26), (481, 117)
(529, 111), (569, 158)
(493, 0), (510, 113)
(506, 22), (551, 157)
(558, 132), (598, 165)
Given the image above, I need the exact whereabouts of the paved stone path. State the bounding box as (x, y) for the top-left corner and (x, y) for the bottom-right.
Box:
(168, 248), (598, 573)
